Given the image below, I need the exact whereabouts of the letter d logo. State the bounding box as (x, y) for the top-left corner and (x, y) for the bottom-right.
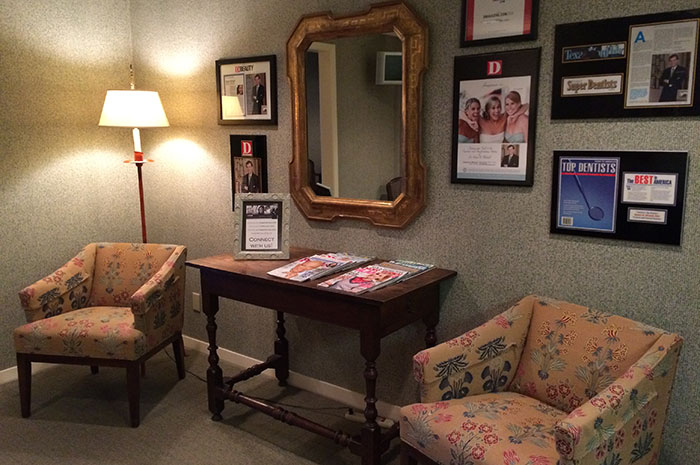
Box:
(241, 140), (253, 156)
(487, 60), (502, 76)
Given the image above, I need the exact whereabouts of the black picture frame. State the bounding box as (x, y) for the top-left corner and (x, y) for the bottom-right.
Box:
(460, 0), (538, 47)
(551, 9), (700, 119)
(216, 55), (277, 125)
(550, 150), (688, 245)
(230, 135), (268, 210)
(451, 48), (540, 186)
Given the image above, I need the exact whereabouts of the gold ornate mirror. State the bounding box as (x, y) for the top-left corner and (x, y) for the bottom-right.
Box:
(287, 2), (428, 228)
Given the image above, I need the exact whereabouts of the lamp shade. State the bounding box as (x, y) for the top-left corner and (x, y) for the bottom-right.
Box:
(98, 90), (169, 127)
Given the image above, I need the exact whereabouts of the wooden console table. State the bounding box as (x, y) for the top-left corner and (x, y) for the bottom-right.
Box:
(187, 247), (456, 465)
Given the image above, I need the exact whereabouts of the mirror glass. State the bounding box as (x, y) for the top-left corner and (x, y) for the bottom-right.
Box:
(304, 34), (403, 200)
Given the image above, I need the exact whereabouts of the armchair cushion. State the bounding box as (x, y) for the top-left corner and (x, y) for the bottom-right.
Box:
(400, 392), (565, 465)
(509, 297), (662, 413)
(412, 295), (535, 403)
(14, 306), (147, 360)
(88, 243), (177, 307)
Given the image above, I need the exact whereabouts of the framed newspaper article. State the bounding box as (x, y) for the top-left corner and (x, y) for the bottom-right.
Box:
(230, 135), (268, 210)
(460, 0), (538, 47)
(550, 150), (688, 245)
(552, 9), (700, 119)
(216, 55), (278, 125)
(233, 193), (290, 260)
(451, 48), (540, 186)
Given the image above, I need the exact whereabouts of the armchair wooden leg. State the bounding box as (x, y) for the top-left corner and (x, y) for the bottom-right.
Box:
(16, 353), (31, 418)
(172, 334), (186, 380)
(126, 362), (141, 428)
(140, 362), (146, 377)
(90, 365), (99, 374)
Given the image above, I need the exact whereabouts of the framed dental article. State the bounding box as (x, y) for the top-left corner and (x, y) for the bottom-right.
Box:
(460, 0), (538, 47)
(451, 48), (540, 186)
(233, 193), (290, 260)
(216, 55), (278, 125)
(550, 150), (687, 245)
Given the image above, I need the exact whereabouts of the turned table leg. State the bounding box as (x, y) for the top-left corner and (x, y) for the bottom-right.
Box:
(203, 290), (224, 421)
(360, 328), (382, 465)
(274, 311), (289, 387)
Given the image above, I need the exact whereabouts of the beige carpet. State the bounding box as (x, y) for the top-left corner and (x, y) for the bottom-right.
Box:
(0, 350), (401, 464)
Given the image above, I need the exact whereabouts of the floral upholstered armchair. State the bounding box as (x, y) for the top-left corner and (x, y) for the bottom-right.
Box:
(13, 242), (187, 427)
(400, 295), (682, 465)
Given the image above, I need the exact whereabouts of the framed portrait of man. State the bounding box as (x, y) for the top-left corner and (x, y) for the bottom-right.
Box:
(216, 55), (278, 125)
(230, 135), (268, 210)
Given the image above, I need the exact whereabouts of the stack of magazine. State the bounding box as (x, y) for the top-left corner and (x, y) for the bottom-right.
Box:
(317, 259), (434, 294)
(267, 253), (372, 282)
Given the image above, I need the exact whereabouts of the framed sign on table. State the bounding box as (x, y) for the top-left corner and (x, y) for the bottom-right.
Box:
(451, 48), (540, 186)
(216, 55), (278, 125)
(550, 150), (688, 245)
(551, 9), (700, 119)
(233, 193), (290, 260)
(460, 0), (538, 47)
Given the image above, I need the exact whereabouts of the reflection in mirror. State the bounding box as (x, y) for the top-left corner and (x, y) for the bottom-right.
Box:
(305, 34), (402, 200)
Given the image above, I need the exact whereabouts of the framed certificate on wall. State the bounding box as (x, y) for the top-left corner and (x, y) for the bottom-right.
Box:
(460, 0), (539, 47)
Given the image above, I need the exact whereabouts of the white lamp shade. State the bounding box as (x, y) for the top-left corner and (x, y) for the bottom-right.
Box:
(98, 90), (169, 127)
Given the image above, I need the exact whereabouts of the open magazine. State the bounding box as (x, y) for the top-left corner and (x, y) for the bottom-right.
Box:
(267, 253), (372, 282)
(376, 259), (434, 283)
(317, 264), (407, 294)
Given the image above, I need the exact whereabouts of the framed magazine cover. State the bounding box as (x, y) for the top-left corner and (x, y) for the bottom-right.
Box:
(460, 0), (538, 47)
(233, 193), (290, 260)
(550, 150), (687, 245)
(451, 48), (540, 186)
(230, 135), (268, 210)
(216, 55), (278, 125)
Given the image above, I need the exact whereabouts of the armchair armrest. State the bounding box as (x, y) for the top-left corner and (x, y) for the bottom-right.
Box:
(130, 246), (187, 334)
(18, 243), (97, 322)
(554, 332), (682, 464)
(413, 295), (536, 402)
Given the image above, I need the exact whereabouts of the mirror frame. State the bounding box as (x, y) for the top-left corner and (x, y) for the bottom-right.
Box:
(287, 1), (428, 228)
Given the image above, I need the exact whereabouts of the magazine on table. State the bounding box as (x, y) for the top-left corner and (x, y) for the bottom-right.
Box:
(267, 252), (371, 282)
(376, 259), (434, 282)
(317, 264), (407, 294)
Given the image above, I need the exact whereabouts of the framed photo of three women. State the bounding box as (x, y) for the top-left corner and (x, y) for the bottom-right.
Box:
(451, 48), (540, 186)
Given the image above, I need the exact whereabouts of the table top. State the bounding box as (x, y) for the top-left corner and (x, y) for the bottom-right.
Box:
(187, 246), (457, 305)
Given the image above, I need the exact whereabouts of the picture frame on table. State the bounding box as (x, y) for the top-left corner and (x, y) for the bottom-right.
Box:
(230, 135), (268, 211)
(460, 0), (538, 47)
(450, 48), (540, 186)
(216, 55), (277, 125)
(233, 193), (290, 260)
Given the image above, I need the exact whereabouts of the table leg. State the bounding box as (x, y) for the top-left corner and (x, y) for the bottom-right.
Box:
(423, 301), (440, 348)
(203, 291), (224, 421)
(360, 330), (382, 465)
(274, 311), (289, 387)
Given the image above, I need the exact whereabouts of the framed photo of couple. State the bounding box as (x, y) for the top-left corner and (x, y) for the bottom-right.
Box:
(451, 48), (540, 186)
(216, 55), (278, 125)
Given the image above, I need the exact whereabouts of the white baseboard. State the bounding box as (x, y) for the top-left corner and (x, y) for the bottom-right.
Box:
(182, 335), (401, 421)
(0, 362), (54, 386)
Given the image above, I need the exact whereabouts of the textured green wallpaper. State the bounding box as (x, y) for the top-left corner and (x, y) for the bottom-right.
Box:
(1, 1), (697, 463)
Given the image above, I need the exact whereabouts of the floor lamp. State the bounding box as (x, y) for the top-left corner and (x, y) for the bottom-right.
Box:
(98, 84), (169, 243)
